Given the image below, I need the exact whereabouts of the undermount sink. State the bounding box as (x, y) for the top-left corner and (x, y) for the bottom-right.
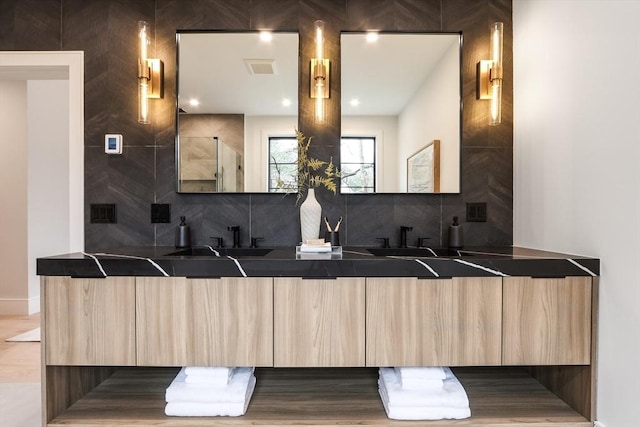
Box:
(366, 247), (472, 257)
(166, 247), (273, 257)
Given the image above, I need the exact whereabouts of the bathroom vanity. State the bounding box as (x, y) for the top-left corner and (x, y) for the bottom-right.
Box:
(37, 246), (598, 426)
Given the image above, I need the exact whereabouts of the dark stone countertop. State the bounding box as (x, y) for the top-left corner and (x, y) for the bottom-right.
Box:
(36, 246), (600, 279)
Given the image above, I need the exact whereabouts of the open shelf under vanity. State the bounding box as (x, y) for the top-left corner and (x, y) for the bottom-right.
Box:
(46, 367), (591, 427)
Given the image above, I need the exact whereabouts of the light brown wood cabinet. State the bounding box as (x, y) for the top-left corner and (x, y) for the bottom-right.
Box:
(43, 276), (136, 366)
(366, 277), (503, 366)
(41, 274), (597, 426)
(274, 277), (366, 367)
(502, 276), (592, 365)
(136, 277), (273, 366)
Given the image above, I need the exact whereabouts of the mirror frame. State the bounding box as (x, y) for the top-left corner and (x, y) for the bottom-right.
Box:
(340, 31), (463, 194)
(175, 30), (300, 194)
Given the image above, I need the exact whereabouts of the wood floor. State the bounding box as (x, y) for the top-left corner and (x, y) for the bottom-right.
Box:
(0, 313), (42, 427)
(0, 313), (41, 383)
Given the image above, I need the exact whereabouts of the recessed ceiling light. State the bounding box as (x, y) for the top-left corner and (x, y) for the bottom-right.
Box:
(366, 32), (379, 43)
(259, 31), (273, 42)
(350, 98), (360, 106)
(282, 98), (292, 107)
(189, 99), (199, 107)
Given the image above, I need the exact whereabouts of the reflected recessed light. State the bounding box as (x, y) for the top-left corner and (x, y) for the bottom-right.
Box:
(259, 31), (273, 42)
(282, 98), (292, 107)
(189, 99), (199, 107)
(350, 98), (360, 107)
(366, 32), (379, 43)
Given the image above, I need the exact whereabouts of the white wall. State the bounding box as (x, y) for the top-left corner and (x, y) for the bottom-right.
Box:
(513, 1), (640, 426)
(0, 80), (29, 313)
(0, 51), (84, 315)
(27, 80), (70, 313)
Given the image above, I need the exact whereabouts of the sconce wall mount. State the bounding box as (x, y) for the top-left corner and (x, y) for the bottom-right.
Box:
(138, 20), (164, 124)
(310, 20), (329, 123)
(476, 22), (504, 125)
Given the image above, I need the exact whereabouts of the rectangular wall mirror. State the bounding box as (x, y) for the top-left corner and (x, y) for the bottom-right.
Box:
(176, 31), (299, 193)
(341, 32), (462, 193)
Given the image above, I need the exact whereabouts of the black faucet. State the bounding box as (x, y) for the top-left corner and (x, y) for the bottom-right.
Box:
(228, 225), (240, 248)
(399, 226), (413, 248)
(250, 236), (264, 248)
(210, 236), (224, 248)
(376, 237), (390, 248)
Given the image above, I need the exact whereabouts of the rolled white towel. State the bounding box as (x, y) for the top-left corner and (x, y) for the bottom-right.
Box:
(165, 376), (256, 417)
(394, 366), (446, 381)
(379, 378), (470, 420)
(166, 367), (254, 403)
(378, 367), (469, 408)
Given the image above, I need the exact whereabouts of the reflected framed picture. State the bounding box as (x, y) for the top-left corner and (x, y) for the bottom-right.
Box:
(407, 139), (440, 193)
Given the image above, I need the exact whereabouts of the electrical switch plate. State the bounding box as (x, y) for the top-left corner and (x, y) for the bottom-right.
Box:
(466, 202), (487, 222)
(151, 203), (171, 223)
(90, 204), (117, 223)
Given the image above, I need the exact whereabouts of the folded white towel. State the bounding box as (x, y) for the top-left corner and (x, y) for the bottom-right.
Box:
(184, 366), (235, 378)
(399, 378), (444, 390)
(378, 367), (469, 408)
(299, 243), (332, 253)
(379, 379), (470, 420)
(165, 377), (256, 417)
(184, 367), (254, 385)
(166, 367), (254, 403)
(394, 366), (446, 381)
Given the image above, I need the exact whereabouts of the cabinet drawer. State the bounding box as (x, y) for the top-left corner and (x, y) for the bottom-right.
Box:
(366, 277), (502, 366)
(502, 276), (591, 365)
(136, 277), (273, 366)
(274, 278), (365, 367)
(44, 276), (136, 366)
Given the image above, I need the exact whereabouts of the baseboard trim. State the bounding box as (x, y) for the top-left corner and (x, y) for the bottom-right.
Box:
(0, 296), (40, 315)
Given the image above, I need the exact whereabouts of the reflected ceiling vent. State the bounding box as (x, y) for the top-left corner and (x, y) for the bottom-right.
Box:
(244, 59), (277, 75)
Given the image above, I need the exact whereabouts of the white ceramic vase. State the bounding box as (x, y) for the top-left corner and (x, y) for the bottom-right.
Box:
(299, 188), (322, 243)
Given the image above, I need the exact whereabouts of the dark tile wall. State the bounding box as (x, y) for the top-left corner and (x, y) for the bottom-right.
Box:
(2, 0), (513, 251)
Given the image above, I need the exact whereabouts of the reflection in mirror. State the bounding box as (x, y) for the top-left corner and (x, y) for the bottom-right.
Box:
(177, 31), (299, 193)
(341, 32), (461, 193)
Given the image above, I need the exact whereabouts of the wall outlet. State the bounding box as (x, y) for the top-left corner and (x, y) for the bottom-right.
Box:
(466, 202), (487, 222)
(90, 204), (117, 223)
(151, 203), (171, 223)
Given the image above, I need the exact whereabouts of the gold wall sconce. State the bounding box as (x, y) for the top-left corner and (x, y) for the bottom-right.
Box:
(137, 20), (164, 124)
(310, 20), (329, 123)
(477, 22), (504, 125)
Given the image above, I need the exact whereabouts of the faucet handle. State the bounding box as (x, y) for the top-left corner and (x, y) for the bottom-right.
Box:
(417, 237), (431, 248)
(210, 236), (224, 248)
(376, 237), (390, 248)
(250, 237), (264, 248)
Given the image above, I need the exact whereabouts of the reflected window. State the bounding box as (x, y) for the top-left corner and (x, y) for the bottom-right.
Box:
(340, 137), (375, 193)
(268, 136), (298, 192)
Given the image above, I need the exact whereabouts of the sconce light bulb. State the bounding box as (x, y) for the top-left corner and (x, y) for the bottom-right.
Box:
(491, 22), (503, 67)
(314, 20), (325, 60)
(138, 21), (149, 61)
